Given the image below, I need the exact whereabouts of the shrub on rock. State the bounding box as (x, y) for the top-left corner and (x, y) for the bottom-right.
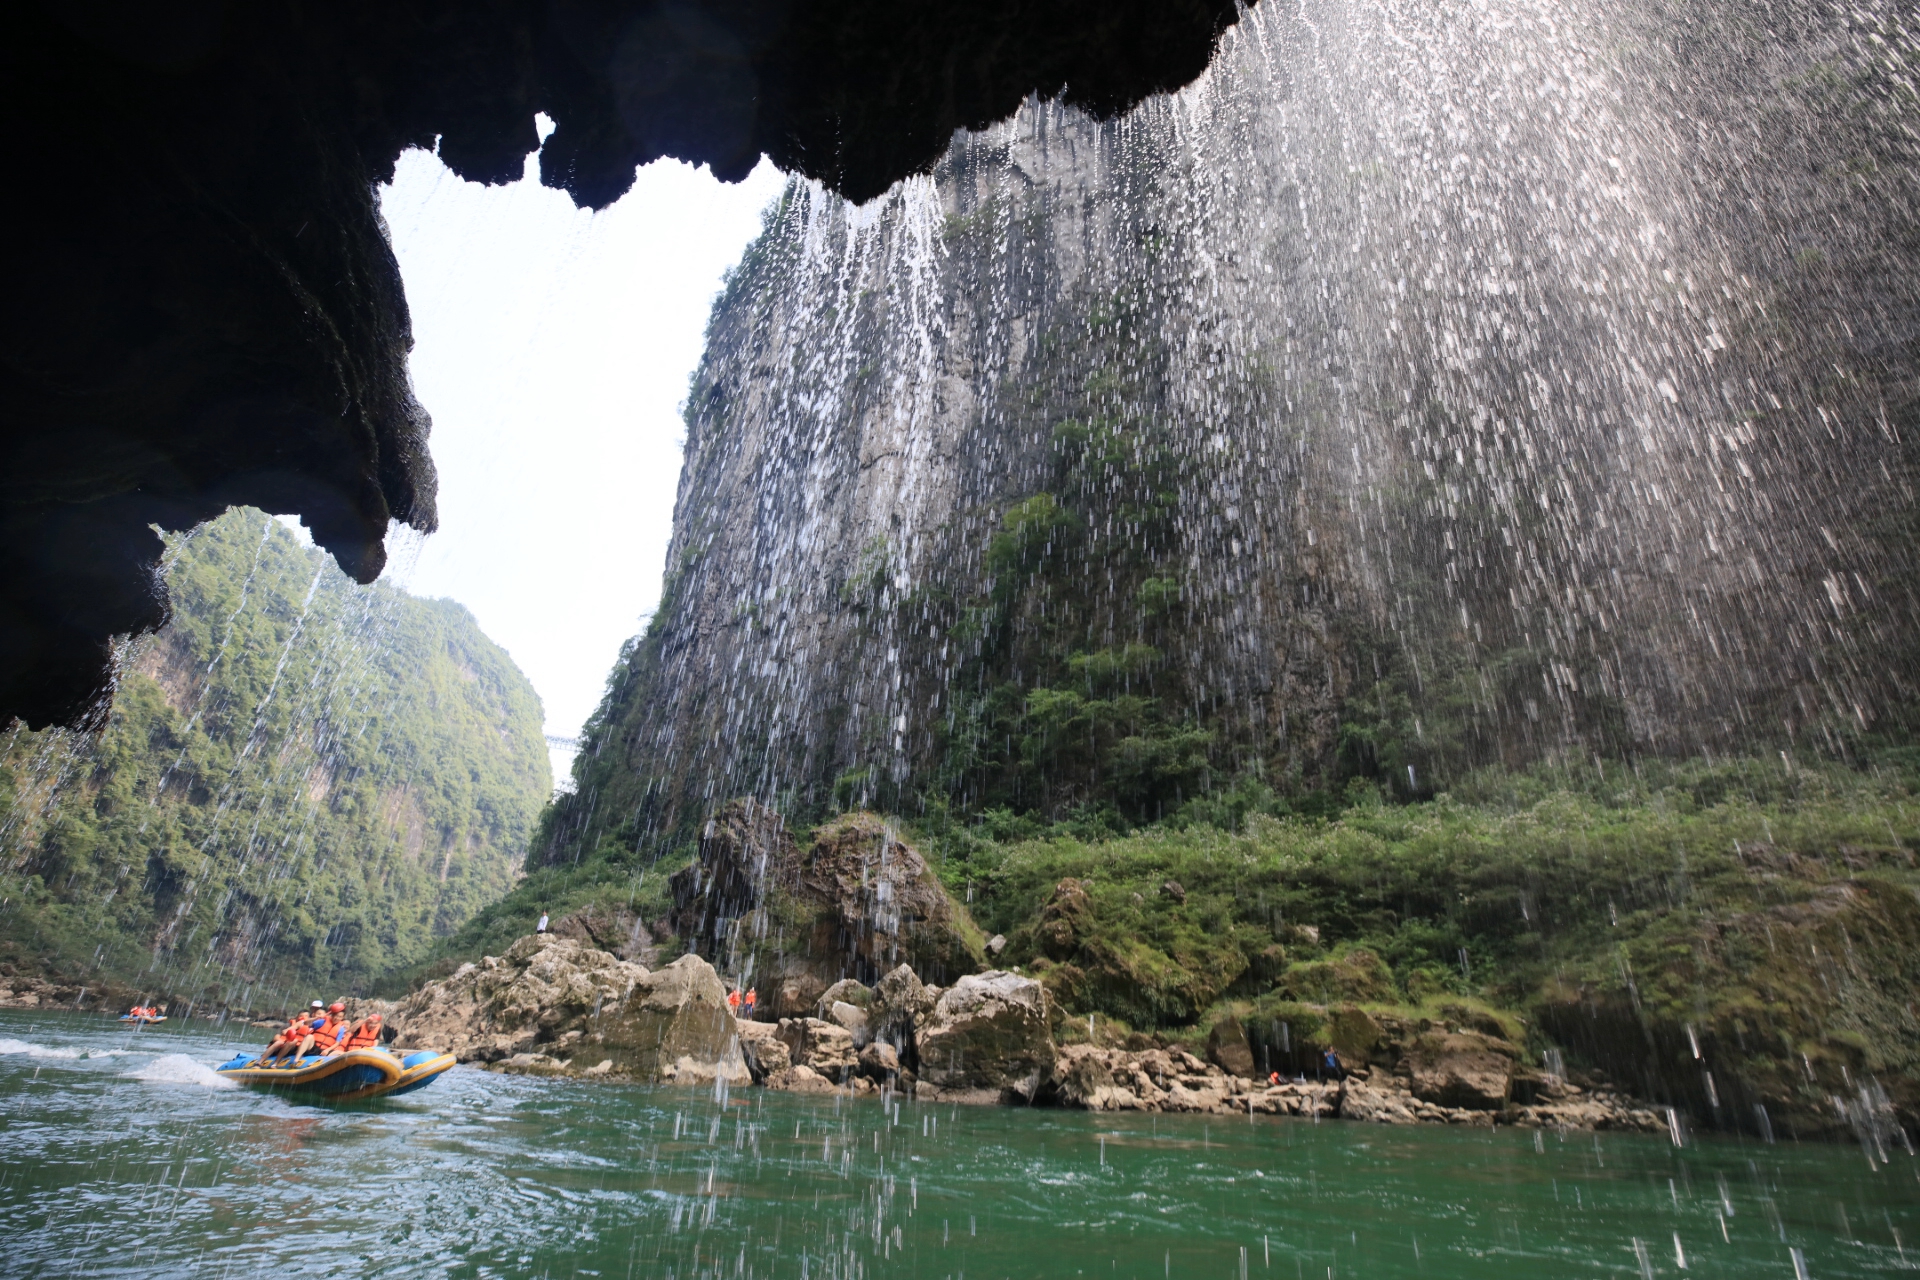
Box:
(1274, 948), (1396, 1004)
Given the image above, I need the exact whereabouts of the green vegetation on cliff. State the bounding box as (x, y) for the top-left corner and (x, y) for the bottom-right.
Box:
(0, 508), (550, 1005)
(935, 754), (1920, 1135)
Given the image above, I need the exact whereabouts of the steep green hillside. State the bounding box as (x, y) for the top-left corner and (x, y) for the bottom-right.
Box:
(0, 508), (549, 1007)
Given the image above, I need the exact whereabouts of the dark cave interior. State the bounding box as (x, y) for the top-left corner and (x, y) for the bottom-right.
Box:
(1, 0), (1246, 727)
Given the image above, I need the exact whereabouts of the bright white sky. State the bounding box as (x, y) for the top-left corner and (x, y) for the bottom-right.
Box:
(372, 141), (787, 780)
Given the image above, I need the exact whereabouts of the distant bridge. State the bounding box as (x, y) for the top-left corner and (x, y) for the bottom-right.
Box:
(544, 734), (581, 750)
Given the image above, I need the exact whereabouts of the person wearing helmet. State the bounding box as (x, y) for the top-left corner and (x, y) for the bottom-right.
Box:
(276, 1003), (347, 1064)
(259, 1002), (328, 1066)
(307, 1003), (349, 1056)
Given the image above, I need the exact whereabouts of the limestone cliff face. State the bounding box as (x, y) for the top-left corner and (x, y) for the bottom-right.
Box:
(550, 91), (1369, 853)
(548, 0), (1920, 857)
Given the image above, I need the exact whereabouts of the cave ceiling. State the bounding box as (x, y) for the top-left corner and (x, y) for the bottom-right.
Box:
(1, 0), (1247, 728)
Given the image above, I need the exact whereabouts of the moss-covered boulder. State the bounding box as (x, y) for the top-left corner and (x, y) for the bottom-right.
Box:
(1206, 1014), (1257, 1077)
(1237, 998), (1332, 1075)
(671, 803), (987, 1016)
(1013, 876), (1254, 1026)
(1036, 879), (1095, 958)
(1327, 1005), (1389, 1066)
(1535, 873), (1920, 1140)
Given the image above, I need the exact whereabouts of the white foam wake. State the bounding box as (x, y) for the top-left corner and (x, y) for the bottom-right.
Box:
(0, 1037), (83, 1059)
(129, 1053), (238, 1089)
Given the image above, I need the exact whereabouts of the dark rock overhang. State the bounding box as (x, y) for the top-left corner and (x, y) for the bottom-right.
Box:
(1, 0), (1247, 728)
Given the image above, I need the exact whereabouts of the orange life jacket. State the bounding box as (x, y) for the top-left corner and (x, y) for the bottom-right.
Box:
(343, 1021), (382, 1050)
(307, 1016), (345, 1049)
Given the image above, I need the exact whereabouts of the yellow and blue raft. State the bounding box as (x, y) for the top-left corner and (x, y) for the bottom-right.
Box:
(215, 1047), (456, 1101)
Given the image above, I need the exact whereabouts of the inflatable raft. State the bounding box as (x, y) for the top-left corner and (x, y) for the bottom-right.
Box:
(215, 1048), (456, 1101)
(119, 1015), (166, 1024)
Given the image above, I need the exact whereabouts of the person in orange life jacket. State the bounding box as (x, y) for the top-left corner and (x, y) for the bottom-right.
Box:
(281, 1003), (347, 1063)
(348, 1013), (384, 1049)
(310, 1003), (350, 1051)
(727, 988), (742, 1013)
(259, 1002), (326, 1065)
(332, 1012), (384, 1054)
(743, 988), (757, 1018)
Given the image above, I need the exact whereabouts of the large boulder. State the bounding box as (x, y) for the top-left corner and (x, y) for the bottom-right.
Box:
(766, 1064), (841, 1094)
(390, 934), (647, 1062)
(915, 970), (1057, 1099)
(737, 1020), (791, 1081)
(1405, 1031), (1515, 1110)
(1051, 1046), (1146, 1111)
(870, 964), (938, 1051)
(672, 803), (987, 1016)
(1207, 1014), (1258, 1078)
(390, 935), (746, 1084)
(594, 954), (750, 1085)
(550, 903), (660, 965)
(858, 1041), (904, 1084)
(816, 978), (876, 1018)
(777, 1017), (859, 1079)
(826, 1001), (871, 1041)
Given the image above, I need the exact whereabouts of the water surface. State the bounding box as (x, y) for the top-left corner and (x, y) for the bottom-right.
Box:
(3, 1011), (1913, 1278)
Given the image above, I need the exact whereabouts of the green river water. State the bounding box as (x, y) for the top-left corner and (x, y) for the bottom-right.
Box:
(3, 1010), (1915, 1278)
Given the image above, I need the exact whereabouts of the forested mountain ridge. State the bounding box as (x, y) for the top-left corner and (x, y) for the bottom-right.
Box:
(0, 508), (549, 1008)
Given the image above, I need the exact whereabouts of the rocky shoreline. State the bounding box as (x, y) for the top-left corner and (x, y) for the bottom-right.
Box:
(373, 931), (1665, 1132)
(0, 972), (146, 1015)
